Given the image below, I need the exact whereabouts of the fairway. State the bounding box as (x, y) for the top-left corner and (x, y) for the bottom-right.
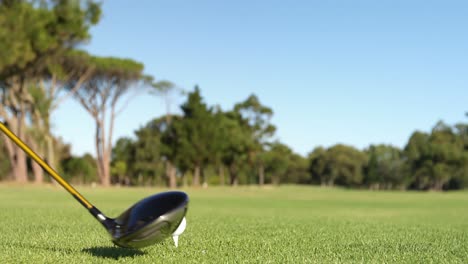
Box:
(0, 185), (467, 263)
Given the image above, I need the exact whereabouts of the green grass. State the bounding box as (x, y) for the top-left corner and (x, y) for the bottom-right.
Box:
(0, 185), (468, 263)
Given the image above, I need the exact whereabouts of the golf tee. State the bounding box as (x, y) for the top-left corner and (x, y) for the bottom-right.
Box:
(173, 235), (179, 247)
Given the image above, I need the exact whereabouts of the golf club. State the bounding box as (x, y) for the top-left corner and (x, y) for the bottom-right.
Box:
(0, 121), (189, 248)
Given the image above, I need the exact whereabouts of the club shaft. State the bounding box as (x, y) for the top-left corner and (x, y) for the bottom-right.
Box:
(0, 122), (94, 209)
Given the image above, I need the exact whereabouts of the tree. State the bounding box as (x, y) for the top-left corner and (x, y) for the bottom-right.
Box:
(111, 137), (134, 185)
(429, 122), (464, 190)
(176, 86), (214, 187)
(404, 131), (430, 189)
(451, 122), (468, 188)
(308, 146), (328, 185)
(220, 111), (251, 186)
(263, 142), (292, 185)
(308, 144), (367, 187)
(62, 153), (98, 184)
(26, 50), (95, 183)
(234, 94), (276, 186)
(0, 0), (101, 182)
(404, 121), (465, 190)
(364, 145), (405, 189)
(209, 107), (233, 186)
(149, 80), (183, 188)
(0, 0), (100, 79)
(285, 152), (310, 184)
(149, 80), (184, 123)
(0, 138), (11, 181)
(132, 118), (167, 186)
(65, 56), (146, 186)
(454, 123), (468, 151)
(161, 117), (181, 188)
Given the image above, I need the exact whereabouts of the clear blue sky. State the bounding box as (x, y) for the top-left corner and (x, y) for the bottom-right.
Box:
(54, 0), (468, 157)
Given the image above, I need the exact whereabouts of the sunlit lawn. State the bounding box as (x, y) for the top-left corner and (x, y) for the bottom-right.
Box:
(0, 184), (467, 263)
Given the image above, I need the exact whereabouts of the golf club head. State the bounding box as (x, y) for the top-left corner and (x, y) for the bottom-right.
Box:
(109, 191), (189, 248)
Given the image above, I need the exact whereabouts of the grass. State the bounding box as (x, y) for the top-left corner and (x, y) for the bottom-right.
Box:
(0, 185), (467, 263)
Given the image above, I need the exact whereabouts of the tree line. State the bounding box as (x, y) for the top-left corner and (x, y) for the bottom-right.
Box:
(0, 1), (467, 191)
(105, 87), (468, 191)
(309, 120), (468, 190)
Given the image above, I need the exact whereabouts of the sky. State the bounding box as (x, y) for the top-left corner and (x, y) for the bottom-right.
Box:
(54, 0), (468, 157)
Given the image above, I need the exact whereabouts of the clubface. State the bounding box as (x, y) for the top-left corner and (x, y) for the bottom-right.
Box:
(109, 191), (189, 248)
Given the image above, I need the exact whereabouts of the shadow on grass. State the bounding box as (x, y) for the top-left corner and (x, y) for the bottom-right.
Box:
(82, 246), (145, 260)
